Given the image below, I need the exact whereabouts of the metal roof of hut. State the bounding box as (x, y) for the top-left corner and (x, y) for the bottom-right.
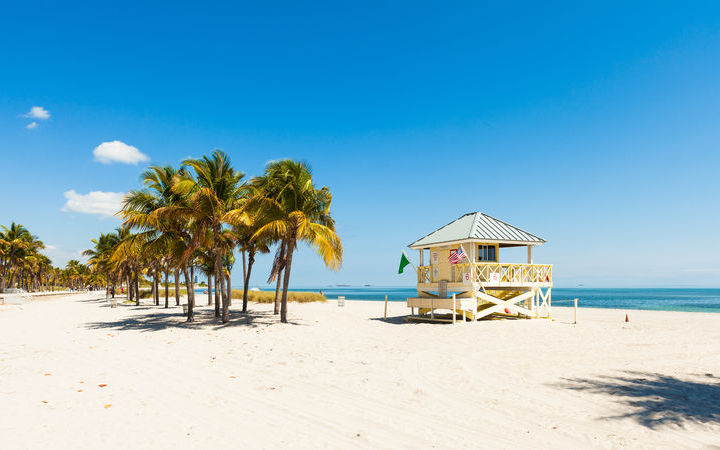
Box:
(408, 212), (545, 249)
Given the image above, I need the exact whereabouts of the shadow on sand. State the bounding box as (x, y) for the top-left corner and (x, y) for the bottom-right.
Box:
(369, 316), (413, 325)
(84, 307), (304, 332)
(554, 371), (720, 428)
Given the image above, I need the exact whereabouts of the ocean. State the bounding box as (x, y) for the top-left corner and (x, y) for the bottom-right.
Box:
(232, 286), (720, 313)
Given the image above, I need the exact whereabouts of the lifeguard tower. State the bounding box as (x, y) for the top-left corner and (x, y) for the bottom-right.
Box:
(406, 212), (552, 322)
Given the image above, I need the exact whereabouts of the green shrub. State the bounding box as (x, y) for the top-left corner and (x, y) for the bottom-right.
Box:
(230, 289), (326, 303)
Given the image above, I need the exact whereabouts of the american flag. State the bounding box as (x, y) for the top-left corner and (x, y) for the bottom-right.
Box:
(448, 245), (467, 264)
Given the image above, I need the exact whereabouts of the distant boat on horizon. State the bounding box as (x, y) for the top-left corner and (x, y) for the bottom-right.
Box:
(336, 284), (350, 287)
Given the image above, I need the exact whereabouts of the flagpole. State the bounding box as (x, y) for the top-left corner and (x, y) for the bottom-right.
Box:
(402, 249), (418, 271)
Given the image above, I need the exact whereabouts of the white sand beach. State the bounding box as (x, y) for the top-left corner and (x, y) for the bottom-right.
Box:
(1, 293), (719, 449)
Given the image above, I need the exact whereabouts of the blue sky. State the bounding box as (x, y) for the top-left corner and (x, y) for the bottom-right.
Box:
(1, 1), (719, 287)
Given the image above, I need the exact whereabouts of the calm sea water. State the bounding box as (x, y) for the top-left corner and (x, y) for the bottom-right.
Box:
(234, 286), (720, 313)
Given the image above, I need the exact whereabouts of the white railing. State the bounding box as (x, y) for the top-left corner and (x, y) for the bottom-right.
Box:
(417, 263), (552, 285)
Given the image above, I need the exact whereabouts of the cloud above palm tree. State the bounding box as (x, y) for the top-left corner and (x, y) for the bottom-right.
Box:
(93, 140), (150, 165)
(61, 190), (124, 217)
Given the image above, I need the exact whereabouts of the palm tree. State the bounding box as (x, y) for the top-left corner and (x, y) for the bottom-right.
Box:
(196, 249), (215, 307)
(230, 219), (270, 313)
(0, 223), (43, 292)
(121, 165), (196, 316)
(110, 227), (144, 303)
(83, 230), (122, 295)
(171, 151), (245, 323)
(248, 160), (343, 323)
(65, 259), (90, 290)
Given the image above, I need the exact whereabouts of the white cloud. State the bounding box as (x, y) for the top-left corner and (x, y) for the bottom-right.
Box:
(42, 244), (86, 266)
(23, 106), (50, 120)
(26, 121), (38, 130)
(61, 189), (125, 217)
(93, 140), (149, 165)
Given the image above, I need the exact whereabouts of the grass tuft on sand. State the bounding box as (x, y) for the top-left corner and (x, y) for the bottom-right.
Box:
(230, 289), (326, 303)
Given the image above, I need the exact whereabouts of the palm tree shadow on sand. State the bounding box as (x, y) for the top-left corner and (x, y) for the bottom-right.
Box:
(553, 371), (720, 428)
(83, 308), (305, 332)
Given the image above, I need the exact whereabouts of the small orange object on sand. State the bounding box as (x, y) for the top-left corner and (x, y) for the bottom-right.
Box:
(77, 389), (83, 392)
(104, 404), (112, 408)
(98, 384), (107, 387)
(41, 401), (48, 403)
(44, 373), (51, 376)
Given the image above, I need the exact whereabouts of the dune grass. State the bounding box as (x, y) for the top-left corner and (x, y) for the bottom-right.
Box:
(138, 288), (189, 299)
(133, 288), (326, 303)
(230, 289), (326, 303)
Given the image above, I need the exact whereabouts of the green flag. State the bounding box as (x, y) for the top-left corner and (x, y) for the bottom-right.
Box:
(398, 252), (412, 274)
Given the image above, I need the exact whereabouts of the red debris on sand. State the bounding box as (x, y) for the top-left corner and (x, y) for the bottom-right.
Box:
(625, 314), (629, 323)
(98, 384), (107, 387)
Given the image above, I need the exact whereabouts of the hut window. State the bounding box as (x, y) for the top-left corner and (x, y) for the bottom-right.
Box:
(477, 245), (497, 262)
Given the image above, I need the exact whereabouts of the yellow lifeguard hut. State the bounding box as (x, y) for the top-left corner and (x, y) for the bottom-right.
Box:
(406, 212), (552, 322)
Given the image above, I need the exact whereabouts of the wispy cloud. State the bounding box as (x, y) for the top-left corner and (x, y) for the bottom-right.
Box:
(93, 140), (149, 165)
(26, 121), (38, 130)
(23, 106), (51, 120)
(61, 189), (125, 217)
(43, 244), (87, 265)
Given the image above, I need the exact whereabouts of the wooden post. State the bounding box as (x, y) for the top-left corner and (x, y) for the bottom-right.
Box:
(527, 245), (533, 264)
(452, 294), (456, 324)
(384, 294), (388, 320)
(574, 298), (578, 324)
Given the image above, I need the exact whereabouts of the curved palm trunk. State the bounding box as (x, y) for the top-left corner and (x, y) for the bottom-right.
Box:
(164, 268), (169, 308)
(242, 249), (255, 313)
(273, 241), (286, 315)
(153, 269), (159, 306)
(225, 271), (231, 314)
(220, 268), (229, 323)
(213, 231), (230, 322)
(227, 270), (232, 307)
(134, 270), (140, 306)
(183, 266), (194, 322)
(280, 240), (296, 323)
(174, 268), (180, 306)
(214, 273), (220, 316)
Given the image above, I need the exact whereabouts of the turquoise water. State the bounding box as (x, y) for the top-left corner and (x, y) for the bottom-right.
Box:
(235, 286), (720, 313)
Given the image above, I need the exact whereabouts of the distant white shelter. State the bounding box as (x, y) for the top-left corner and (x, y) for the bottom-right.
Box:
(406, 212), (552, 322)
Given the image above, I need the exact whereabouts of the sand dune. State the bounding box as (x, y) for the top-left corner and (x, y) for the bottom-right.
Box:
(1, 293), (719, 449)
